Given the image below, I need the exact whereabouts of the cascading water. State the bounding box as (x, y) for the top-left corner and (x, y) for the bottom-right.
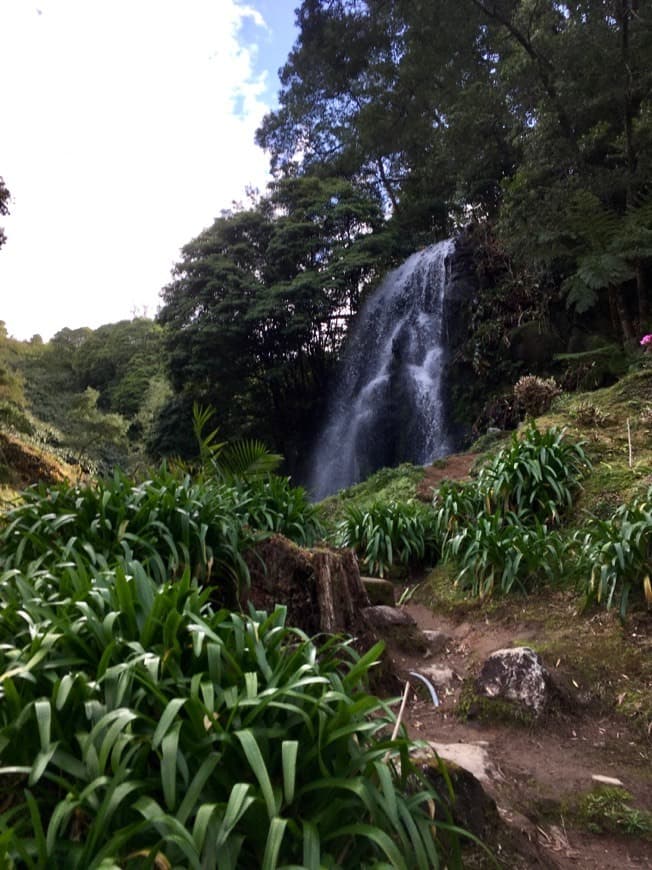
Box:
(310, 238), (455, 500)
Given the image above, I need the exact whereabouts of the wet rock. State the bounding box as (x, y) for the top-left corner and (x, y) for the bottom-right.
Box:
(362, 605), (416, 628)
(361, 576), (395, 606)
(476, 647), (554, 717)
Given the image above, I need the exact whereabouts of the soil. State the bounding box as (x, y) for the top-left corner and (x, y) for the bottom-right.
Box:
(416, 452), (480, 501)
(387, 599), (652, 868)
(0, 430), (74, 492)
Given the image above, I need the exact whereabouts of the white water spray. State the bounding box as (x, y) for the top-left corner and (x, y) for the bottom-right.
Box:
(310, 239), (455, 499)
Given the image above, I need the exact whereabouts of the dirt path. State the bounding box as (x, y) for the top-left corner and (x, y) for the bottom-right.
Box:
(388, 602), (652, 868)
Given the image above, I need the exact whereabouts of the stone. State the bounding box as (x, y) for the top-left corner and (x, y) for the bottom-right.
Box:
(362, 606), (427, 653)
(591, 774), (624, 787)
(421, 629), (451, 655)
(361, 576), (395, 606)
(421, 665), (460, 689)
(416, 745), (501, 840)
(362, 605), (416, 628)
(475, 646), (553, 717)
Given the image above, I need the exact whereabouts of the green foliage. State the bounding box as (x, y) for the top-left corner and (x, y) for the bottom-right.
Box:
(434, 425), (590, 598)
(319, 463), (425, 531)
(477, 424), (591, 525)
(575, 787), (652, 837)
(445, 514), (566, 598)
(237, 475), (324, 548)
(67, 387), (129, 469)
(336, 500), (438, 578)
(0, 565), (461, 867)
(0, 467), (252, 590)
(155, 176), (385, 464)
(575, 486), (652, 617)
(192, 403), (283, 483)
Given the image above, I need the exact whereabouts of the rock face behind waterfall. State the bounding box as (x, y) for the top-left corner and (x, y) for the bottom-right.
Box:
(310, 238), (466, 499)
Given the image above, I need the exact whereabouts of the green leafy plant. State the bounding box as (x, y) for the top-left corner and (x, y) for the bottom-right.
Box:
(444, 514), (566, 598)
(575, 787), (652, 837)
(433, 425), (589, 599)
(336, 500), (438, 577)
(0, 562), (464, 868)
(236, 474), (324, 546)
(0, 466), (252, 591)
(576, 486), (652, 616)
(478, 423), (591, 525)
(192, 403), (283, 482)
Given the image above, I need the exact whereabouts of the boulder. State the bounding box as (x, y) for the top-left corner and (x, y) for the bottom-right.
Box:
(362, 605), (427, 653)
(417, 748), (501, 841)
(475, 647), (554, 717)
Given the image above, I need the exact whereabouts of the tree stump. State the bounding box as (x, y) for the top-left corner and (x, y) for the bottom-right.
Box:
(243, 534), (373, 642)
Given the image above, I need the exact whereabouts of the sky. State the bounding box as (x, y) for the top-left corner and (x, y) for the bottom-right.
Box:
(0, 0), (298, 340)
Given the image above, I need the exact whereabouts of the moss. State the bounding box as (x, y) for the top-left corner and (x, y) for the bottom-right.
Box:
(456, 679), (536, 726)
(317, 463), (425, 529)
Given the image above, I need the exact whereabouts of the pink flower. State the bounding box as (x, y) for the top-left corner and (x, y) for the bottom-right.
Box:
(640, 334), (652, 346)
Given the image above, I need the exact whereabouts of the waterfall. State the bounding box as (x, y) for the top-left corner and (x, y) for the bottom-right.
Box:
(309, 238), (456, 500)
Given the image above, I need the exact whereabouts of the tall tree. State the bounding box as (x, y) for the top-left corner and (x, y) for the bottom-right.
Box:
(155, 176), (386, 466)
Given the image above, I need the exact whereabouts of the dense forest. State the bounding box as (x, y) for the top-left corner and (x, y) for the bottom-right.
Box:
(2, 0), (652, 477)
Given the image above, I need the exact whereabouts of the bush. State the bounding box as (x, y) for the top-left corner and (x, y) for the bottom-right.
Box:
(0, 467), (252, 591)
(235, 475), (324, 547)
(433, 425), (590, 598)
(478, 423), (590, 524)
(576, 487), (652, 616)
(0, 564), (462, 867)
(513, 374), (561, 417)
(0, 469), (326, 598)
(444, 513), (566, 598)
(336, 500), (439, 577)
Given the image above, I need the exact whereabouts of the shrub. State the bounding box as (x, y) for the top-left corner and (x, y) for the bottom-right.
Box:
(235, 474), (324, 547)
(0, 564), (462, 868)
(444, 514), (566, 598)
(513, 374), (561, 417)
(0, 467), (252, 591)
(0, 465), (325, 592)
(433, 425), (589, 599)
(574, 400), (609, 427)
(576, 486), (652, 616)
(336, 500), (439, 577)
(477, 423), (590, 524)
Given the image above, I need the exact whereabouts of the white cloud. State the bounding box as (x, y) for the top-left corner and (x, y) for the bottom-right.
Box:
(0, 0), (274, 339)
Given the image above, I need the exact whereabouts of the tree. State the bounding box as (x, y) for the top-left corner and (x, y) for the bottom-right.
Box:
(66, 387), (129, 470)
(256, 1), (515, 235)
(0, 176), (10, 250)
(260, 1), (652, 340)
(155, 176), (386, 466)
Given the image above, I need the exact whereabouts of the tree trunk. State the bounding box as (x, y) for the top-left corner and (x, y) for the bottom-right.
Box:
(243, 535), (373, 641)
(609, 284), (636, 344)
